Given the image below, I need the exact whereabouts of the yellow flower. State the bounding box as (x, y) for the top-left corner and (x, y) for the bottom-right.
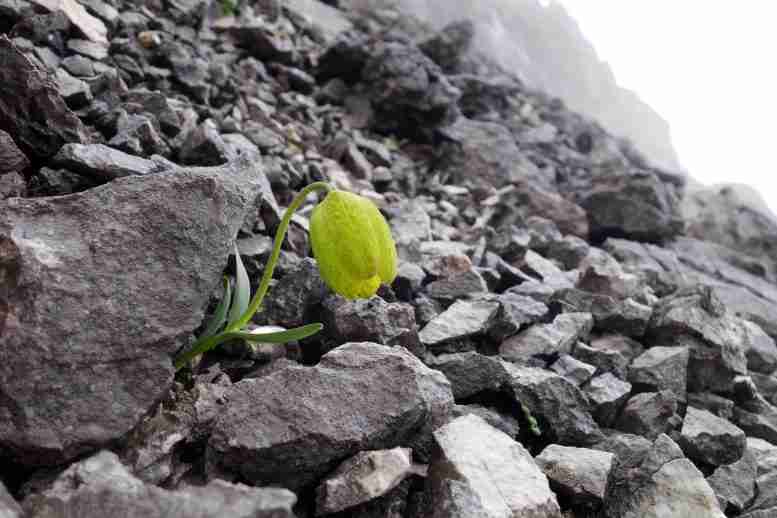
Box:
(310, 190), (397, 299)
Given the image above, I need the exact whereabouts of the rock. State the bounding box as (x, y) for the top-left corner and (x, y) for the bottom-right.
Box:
(547, 235), (591, 270)
(0, 171), (25, 198)
(362, 42), (460, 135)
(0, 481), (21, 518)
(707, 449), (757, 513)
(206, 343), (453, 489)
(535, 444), (614, 510)
(616, 391), (680, 440)
(550, 354), (596, 386)
(52, 143), (172, 182)
(427, 352), (508, 399)
(418, 299), (499, 353)
(285, 0), (352, 43)
(22, 451), (296, 517)
(178, 119), (231, 166)
(0, 158), (266, 467)
(0, 130), (29, 173)
(31, 0), (107, 43)
(679, 406), (746, 467)
(507, 180), (590, 238)
(740, 508), (777, 518)
(604, 434), (726, 518)
(503, 363), (602, 445)
(487, 292), (549, 342)
(743, 320), (777, 374)
(55, 67), (92, 108)
(686, 393), (734, 420)
(628, 346), (689, 402)
(422, 414), (561, 518)
(438, 117), (548, 189)
(584, 373), (632, 427)
(733, 398), (777, 445)
(750, 470), (777, 512)
(67, 38), (108, 60)
(592, 431), (653, 467)
(109, 113), (170, 157)
(389, 199), (432, 244)
(581, 171), (683, 242)
(552, 289), (652, 337)
(648, 286), (749, 393)
(0, 36), (89, 160)
(418, 19), (474, 73)
(425, 269), (487, 301)
(261, 258), (328, 328)
(316, 448), (415, 516)
(392, 261), (426, 300)
(500, 312), (593, 365)
(321, 295), (420, 354)
(451, 404), (521, 438)
(574, 334), (644, 379)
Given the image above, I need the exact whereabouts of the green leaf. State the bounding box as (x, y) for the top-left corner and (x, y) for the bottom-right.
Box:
(227, 243), (250, 327)
(200, 276), (231, 339)
(227, 323), (324, 343)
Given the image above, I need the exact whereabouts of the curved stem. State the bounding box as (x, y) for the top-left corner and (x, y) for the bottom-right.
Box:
(231, 181), (333, 330)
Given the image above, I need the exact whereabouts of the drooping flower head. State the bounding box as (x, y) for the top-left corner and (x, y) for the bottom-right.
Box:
(310, 190), (397, 299)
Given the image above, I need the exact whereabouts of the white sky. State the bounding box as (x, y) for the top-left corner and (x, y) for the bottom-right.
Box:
(554, 1), (777, 213)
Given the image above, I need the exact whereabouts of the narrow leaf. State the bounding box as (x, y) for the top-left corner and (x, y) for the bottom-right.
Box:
(227, 243), (250, 327)
(226, 323), (324, 343)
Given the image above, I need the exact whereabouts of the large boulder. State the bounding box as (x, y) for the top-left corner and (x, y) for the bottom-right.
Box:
(0, 158), (267, 467)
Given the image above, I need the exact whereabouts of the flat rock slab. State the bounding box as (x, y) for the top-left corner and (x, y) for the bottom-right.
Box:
(0, 36), (89, 160)
(679, 406), (746, 467)
(31, 0), (108, 43)
(52, 143), (173, 181)
(423, 414), (561, 518)
(206, 343), (453, 490)
(0, 158), (266, 467)
(23, 451), (296, 518)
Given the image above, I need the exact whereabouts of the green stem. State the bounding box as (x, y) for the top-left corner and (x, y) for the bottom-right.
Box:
(174, 181), (333, 370)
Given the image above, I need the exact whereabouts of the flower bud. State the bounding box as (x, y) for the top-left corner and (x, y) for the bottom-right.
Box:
(310, 190), (397, 299)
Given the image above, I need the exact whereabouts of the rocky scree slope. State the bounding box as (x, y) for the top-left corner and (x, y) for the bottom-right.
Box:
(0, 0), (776, 517)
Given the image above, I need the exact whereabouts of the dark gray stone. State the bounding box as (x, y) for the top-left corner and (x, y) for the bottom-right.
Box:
(628, 346), (689, 402)
(178, 119), (231, 166)
(487, 292), (549, 342)
(425, 269), (487, 301)
(55, 67), (92, 108)
(615, 391), (680, 440)
(0, 170), (25, 198)
(679, 406), (746, 467)
(574, 334), (644, 379)
(206, 343), (453, 490)
(535, 444), (614, 510)
(552, 288), (652, 337)
(22, 451), (295, 518)
(500, 312), (593, 364)
(422, 415), (561, 517)
(392, 261), (426, 301)
(52, 143), (173, 182)
(743, 320), (777, 374)
(262, 258), (328, 329)
(550, 354), (596, 386)
(503, 363), (602, 445)
(67, 38), (108, 60)
(427, 352), (508, 399)
(0, 158), (266, 467)
(0, 35), (89, 160)
(750, 470), (777, 512)
(418, 19), (474, 73)
(707, 449), (757, 513)
(604, 434), (726, 518)
(584, 373), (632, 427)
(0, 129), (29, 173)
(747, 437), (777, 476)
(418, 299), (499, 353)
(686, 393), (734, 420)
(451, 404), (521, 438)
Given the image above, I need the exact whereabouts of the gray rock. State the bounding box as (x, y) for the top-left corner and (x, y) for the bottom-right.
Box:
(628, 346), (689, 402)
(649, 286), (749, 393)
(747, 437), (777, 476)
(584, 373), (632, 427)
(552, 288), (652, 337)
(419, 299), (499, 353)
(500, 312), (593, 364)
(109, 113), (170, 158)
(390, 199), (432, 244)
(686, 393), (735, 420)
(574, 334), (644, 379)
(451, 404), (521, 438)
(363, 42), (460, 135)
(22, 451), (295, 518)
(733, 398), (777, 445)
(740, 508), (777, 518)
(392, 261), (426, 301)
(418, 19), (474, 72)
(707, 449), (757, 513)
(0, 158), (265, 467)
(487, 292), (549, 342)
(425, 269), (488, 301)
(178, 119), (231, 166)
(679, 406), (746, 467)
(52, 143), (172, 182)
(577, 247), (642, 299)
(262, 258), (329, 328)
(0, 481), (21, 518)
(423, 415), (561, 518)
(31, 0), (107, 44)
(535, 444), (614, 509)
(438, 117), (548, 189)
(55, 67), (92, 108)
(206, 343), (453, 489)
(0, 36), (89, 160)
(321, 295), (420, 354)
(67, 38), (108, 60)
(581, 171), (683, 242)
(550, 354), (596, 386)
(615, 391), (680, 440)
(547, 235), (591, 270)
(503, 363), (602, 445)
(0, 129), (29, 174)
(316, 448), (414, 515)
(750, 470), (777, 512)
(743, 320), (777, 374)
(592, 431), (652, 467)
(0, 170), (25, 198)
(752, 371), (777, 406)
(604, 434), (726, 518)
(427, 352), (507, 399)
